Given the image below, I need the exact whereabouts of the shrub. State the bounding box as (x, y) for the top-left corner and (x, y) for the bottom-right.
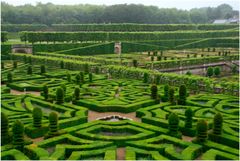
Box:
(178, 84), (187, 105)
(151, 84), (158, 99)
(151, 56), (154, 61)
(168, 87), (175, 104)
(89, 73), (93, 82)
(186, 71), (192, 75)
(32, 107), (42, 128)
(218, 52), (221, 56)
(43, 85), (48, 100)
(7, 72), (13, 83)
(196, 119), (208, 142)
(27, 65), (32, 75)
(161, 84), (169, 102)
(231, 65), (237, 74)
(1, 112), (10, 145)
(48, 112), (58, 136)
(12, 120), (24, 149)
(67, 73), (71, 82)
(74, 87), (80, 100)
(187, 54), (190, 58)
(13, 61), (17, 69)
(84, 64), (89, 74)
(75, 74), (80, 84)
(40, 65), (46, 74)
(157, 56), (162, 61)
(133, 59), (138, 67)
(148, 51), (150, 56)
(56, 87), (64, 104)
(185, 107), (193, 128)
(214, 67), (221, 77)
(61, 84), (66, 93)
(168, 113), (180, 137)
(60, 61), (64, 69)
(213, 113), (223, 135)
(80, 72), (85, 84)
(28, 57), (32, 64)
(1, 62), (4, 69)
(143, 73), (148, 83)
(212, 48), (215, 52)
(207, 67), (213, 77)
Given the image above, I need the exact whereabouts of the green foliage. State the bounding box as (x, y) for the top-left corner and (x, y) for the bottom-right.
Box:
(143, 73), (149, 83)
(89, 73), (93, 82)
(84, 64), (89, 74)
(80, 72), (85, 84)
(28, 56), (32, 64)
(1, 112), (10, 145)
(32, 107), (42, 128)
(75, 74), (80, 84)
(40, 65), (46, 74)
(43, 85), (48, 100)
(56, 87), (64, 104)
(196, 119), (208, 142)
(207, 67), (214, 77)
(168, 113), (180, 136)
(185, 108), (193, 128)
(178, 85), (187, 105)
(27, 65), (32, 75)
(67, 73), (71, 82)
(214, 66), (221, 76)
(12, 120), (24, 148)
(133, 59), (138, 67)
(151, 56), (154, 61)
(48, 112), (58, 136)
(60, 61), (64, 69)
(168, 87), (175, 104)
(231, 65), (237, 74)
(151, 84), (158, 99)
(74, 87), (80, 100)
(1, 62), (4, 69)
(186, 71), (192, 75)
(157, 56), (162, 61)
(7, 72), (13, 83)
(13, 61), (17, 69)
(1, 31), (8, 43)
(213, 113), (223, 135)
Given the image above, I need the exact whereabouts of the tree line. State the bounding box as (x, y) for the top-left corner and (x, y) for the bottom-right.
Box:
(1, 2), (238, 25)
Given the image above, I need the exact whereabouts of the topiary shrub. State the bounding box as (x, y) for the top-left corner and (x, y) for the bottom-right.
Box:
(28, 56), (32, 64)
(7, 72), (13, 83)
(67, 73), (71, 82)
(143, 73), (148, 83)
(60, 61), (64, 69)
(56, 87), (64, 104)
(84, 64), (89, 74)
(214, 67), (221, 77)
(196, 119), (208, 142)
(133, 59), (138, 67)
(13, 61), (17, 69)
(75, 74), (80, 84)
(61, 84), (66, 93)
(40, 65), (46, 74)
(207, 67), (213, 77)
(231, 65), (237, 74)
(80, 72), (85, 84)
(151, 56), (154, 61)
(185, 107), (193, 128)
(151, 84), (158, 99)
(168, 113), (181, 138)
(48, 112), (58, 136)
(43, 85), (48, 100)
(32, 107), (42, 128)
(1, 112), (10, 145)
(89, 73), (93, 82)
(168, 87), (175, 104)
(12, 120), (24, 149)
(157, 56), (162, 61)
(1, 62), (4, 69)
(186, 71), (192, 76)
(178, 84), (187, 105)
(27, 65), (32, 75)
(95, 66), (100, 74)
(74, 87), (80, 100)
(161, 84), (169, 102)
(213, 113), (223, 135)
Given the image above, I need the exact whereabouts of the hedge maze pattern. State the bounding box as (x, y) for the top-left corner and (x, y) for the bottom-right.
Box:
(1, 46), (239, 161)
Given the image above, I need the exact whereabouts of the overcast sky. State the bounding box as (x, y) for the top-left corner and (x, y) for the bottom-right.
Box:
(2, 0), (240, 10)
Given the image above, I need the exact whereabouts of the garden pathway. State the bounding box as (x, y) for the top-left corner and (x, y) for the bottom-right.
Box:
(11, 89), (40, 96)
(117, 147), (126, 160)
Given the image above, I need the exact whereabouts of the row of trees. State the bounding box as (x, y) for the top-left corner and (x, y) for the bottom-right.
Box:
(168, 111), (223, 142)
(2, 2), (238, 24)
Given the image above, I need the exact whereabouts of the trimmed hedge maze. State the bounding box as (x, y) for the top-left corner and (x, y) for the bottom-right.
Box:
(1, 58), (239, 160)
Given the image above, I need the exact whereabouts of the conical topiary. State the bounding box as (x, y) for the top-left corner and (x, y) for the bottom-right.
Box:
(12, 120), (24, 149)
(49, 112), (58, 136)
(213, 113), (223, 135)
(185, 107), (193, 128)
(196, 119), (208, 142)
(33, 107), (42, 128)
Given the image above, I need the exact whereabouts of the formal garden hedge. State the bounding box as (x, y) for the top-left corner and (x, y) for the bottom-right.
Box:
(20, 30), (238, 43)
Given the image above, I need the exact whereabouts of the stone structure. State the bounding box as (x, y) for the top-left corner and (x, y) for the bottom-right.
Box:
(11, 45), (32, 54)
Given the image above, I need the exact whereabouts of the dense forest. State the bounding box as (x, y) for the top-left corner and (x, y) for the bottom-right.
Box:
(1, 2), (239, 25)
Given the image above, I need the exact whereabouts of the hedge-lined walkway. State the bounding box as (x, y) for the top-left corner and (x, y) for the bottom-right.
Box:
(11, 89), (40, 96)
